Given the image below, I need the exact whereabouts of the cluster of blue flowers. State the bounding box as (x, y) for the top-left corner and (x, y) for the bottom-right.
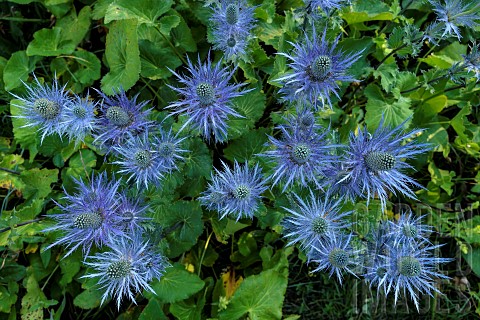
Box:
(44, 173), (168, 309)
(12, 0), (478, 311)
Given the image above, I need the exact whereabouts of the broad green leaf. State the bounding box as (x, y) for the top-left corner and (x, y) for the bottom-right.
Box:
(450, 106), (471, 140)
(228, 89), (267, 140)
(139, 299), (168, 320)
(20, 168), (58, 202)
(59, 250), (82, 287)
(139, 40), (182, 80)
(463, 247), (480, 277)
(92, 0), (112, 20)
(56, 6), (92, 46)
(219, 269), (288, 320)
(73, 289), (103, 309)
(3, 51), (38, 91)
(61, 149), (97, 192)
(0, 56), (7, 92)
(26, 27), (76, 56)
(414, 95), (448, 123)
(364, 84), (412, 130)
(149, 266), (204, 303)
(101, 19), (141, 94)
(372, 62), (398, 93)
(184, 140), (212, 179)
(72, 50), (102, 85)
(104, 0), (173, 25)
(9, 99), (39, 160)
(170, 14), (197, 52)
(0, 282), (19, 313)
(342, 0), (393, 24)
(428, 162), (455, 196)
(170, 299), (204, 320)
(224, 128), (269, 162)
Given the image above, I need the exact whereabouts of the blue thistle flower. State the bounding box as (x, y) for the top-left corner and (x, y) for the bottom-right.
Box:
(322, 162), (362, 202)
(200, 161), (268, 221)
(282, 190), (351, 254)
(61, 92), (98, 145)
(44, 173), (124, 257)
(341, 119), (430, 209)
(278, 29), (363, 109)
(153, 129), (187, 172)
(387, 211), (433, 248)
(167, 54), (251, 143)
(381, 242), (451, 310)
(11, 74), (70, 142)
(463, 41), (480, 81)
(94, 89), (154, 150)
(263, 123), (336, 191)
(305, 0), (349, 17)
(210, 0), (256, 60)
(278, 107), (320, 136)
(117, 192), (151, 234)
(309, 232), (358, 284)
(429, 0), (480, 40)
(82, 235), (165, 309)
(113, 131), (163, 189)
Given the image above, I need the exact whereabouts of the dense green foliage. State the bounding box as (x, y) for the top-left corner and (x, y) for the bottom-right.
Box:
(0, 0), (479, 319)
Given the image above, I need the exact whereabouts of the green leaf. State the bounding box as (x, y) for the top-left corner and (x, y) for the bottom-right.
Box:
(59, 250), (82, 287)
(10, 99), (39, 160)
(414, 95), (448, 123)
(342, 0), (394, 24)
(104, 0), (173, 25)
(184, 139), (212, 179)
(463, 247), (480, 277)
(101, 19), (141, 95)
(428, 162), (455, 196)
(228, 89), (267, 140)
(155, 200), (204, 257)
(364, 84), (412, 130)
(73, 288), (103, 309)
(139, 299), (168, 320)
(372, 62), (398, 93)
(170, 14), (197, 52)
(3, 51), (38, 91)
(71, 50), (102, 85)
(61, 149), (97, 192)
(56, 6), (92, 47)
(149, 266), (204, 304)
(26, 27), (77, 57)
(20, 168), (58, 202)
(224, 128), (269, 162)
(139, 39), (182, 80)
(218, 269), (288, 320)
(21, 273), (57, 319)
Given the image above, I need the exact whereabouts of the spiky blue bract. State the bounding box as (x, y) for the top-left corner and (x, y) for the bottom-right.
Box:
(282, 190), (351, 254)
(113, 131), (163, 189)
(463, 41), (480, 81)
(44, 173), (124, 257)
(117, 192), (151, 234)
(278, 107), (321, 135)
(200, 161), (268, 221)
(278, 29), (363, 109)
(342, 119), (430, 209)
(379, 242), (451, 310)
(305, 0), (349, 16)
(82, 235), (165, 309)
(154, 129), (187, 172)
(387, 211), (433, 248)
(309, 232), (358, 284)
(210, 0), (256, 61)
(11, 74), (70, 142)
(167, 54), (251, 143)
(61, 92), (98, 145)
(263, 123), (336, 191)
(94, 89), (154, 150)
(322, 162), (362, 202)
(429, 0), (480, 40)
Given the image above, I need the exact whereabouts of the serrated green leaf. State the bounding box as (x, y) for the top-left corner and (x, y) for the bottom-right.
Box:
(149, 266), (204, 303)
(428, 162), (455, 196)
(3, 51), (38, 91)
(372, 62), (398, 93)
(20, 168), (58, 202)
(104, 0), (173, 25)
(72, 50), (102, 85)
(364, 84), (412, 130)
(139, 299), (168, 320)
(101, 19), (141, 94)
(59, 250), (82, 287)
(21, 273), (57, 318)
(26, 27), (76, 57)
(342, 0), (393, 24)
(184, 140), (212, 179)
(224, 128), (269, 162)
(218, 269), (287, 320)
(56, 6), (91, 46)
(73, 288), (103, 309)
(170, 14), (197, 52)
(10, 99), (39, 160)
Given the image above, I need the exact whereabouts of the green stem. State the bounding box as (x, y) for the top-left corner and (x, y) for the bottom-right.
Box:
(0, 17), (50, 22)
(421, 84), (465, 104)
(400, 75), (447, 94)
(197, 231), (213, 276)
(0, 217), (45, 234)
(154, 26), (187, 65)
(0, 167), (20, 175)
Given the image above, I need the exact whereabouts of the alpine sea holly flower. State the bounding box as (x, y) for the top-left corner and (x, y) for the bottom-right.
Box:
(200, 161), (268, 221)
(11, 74), (70, 142)
(304, 0), (349, 16)
(82, 236), (165, 309)
(209, 0), (256, 60)
(463, 41), (480, 81)
(341, 119), (430, 209)
(94, 89), (154, 150)
(282, 190), (351, 253)
(117, 193), (151, 234)
(61, 92), (98, 145)
(429, 0), (480, 40)
(380, 242), (451, 310)
(263, 123), (336, 191)
(309, 232), (358, 284)
(278, 107), (320, 136)
(44, 173), (124, 257)
(113, 132), (163, 189)
(153, 129), (187, 172)
(278, 29), (363, 109)
(387, 211), (433, 248)
(167, 54), (251, 143)
(199, 174), (229, 212)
